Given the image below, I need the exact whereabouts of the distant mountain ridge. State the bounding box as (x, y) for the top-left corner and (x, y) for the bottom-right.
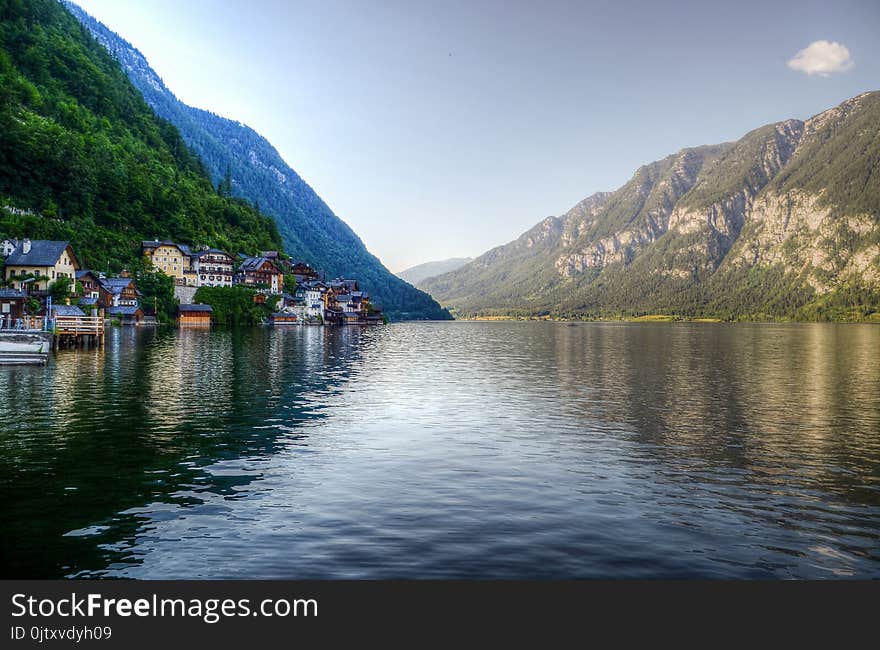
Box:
(397, 257), (473, 286)
(423, 91), (880, 321)
(64, 1), (449, 320)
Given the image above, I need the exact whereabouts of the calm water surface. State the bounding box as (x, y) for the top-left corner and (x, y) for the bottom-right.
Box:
(1, 322), (878, 578)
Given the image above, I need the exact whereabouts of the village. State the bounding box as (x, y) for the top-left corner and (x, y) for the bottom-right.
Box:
(0, 237), (384, 361)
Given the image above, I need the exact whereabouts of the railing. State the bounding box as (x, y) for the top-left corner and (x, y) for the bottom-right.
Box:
(0, 315), (49, 331)
(54, 315), (104, 336)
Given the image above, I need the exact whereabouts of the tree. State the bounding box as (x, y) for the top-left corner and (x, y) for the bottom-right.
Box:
(193, 285), (276, 325)
(48, 276), (72, 302)
(219, 164), (233, 198)
(133, 268), (177, 322)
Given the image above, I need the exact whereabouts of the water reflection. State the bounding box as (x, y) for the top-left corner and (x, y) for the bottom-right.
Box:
(0, 322), (878, 578)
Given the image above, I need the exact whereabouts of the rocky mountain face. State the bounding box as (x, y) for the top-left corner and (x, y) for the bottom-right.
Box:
(397, 257), (473, 287)
(423, 92), (880, 321)
(64, 1), (449, 320)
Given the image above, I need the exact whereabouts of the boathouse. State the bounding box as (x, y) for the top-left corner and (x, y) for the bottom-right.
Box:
(178, 303), (212, 327)
(107, 304), (144, 325)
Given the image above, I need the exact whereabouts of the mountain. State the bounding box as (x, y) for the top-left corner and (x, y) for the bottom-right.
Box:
(397, 257), (473, 286)
(0, 0), (282, 272)
(64, 1), (449, 321)
(423, 92), (880, 321)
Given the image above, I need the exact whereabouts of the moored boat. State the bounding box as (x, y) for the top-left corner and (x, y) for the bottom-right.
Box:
(0, 334), (50, 365)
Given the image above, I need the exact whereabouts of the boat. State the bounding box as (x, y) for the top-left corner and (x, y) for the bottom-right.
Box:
(0, 334), (50, 365)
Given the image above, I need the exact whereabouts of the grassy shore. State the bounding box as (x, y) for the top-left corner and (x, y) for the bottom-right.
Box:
(460, 313), (874, 323)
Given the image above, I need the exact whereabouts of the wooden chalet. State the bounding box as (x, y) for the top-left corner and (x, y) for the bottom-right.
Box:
(98, 277), (139, 308)
(178, 303), (212, 327)
(236, 256), (283, 294)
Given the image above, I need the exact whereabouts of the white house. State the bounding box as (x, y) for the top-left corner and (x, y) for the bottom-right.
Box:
(1, 238), (19, 259)
(191, 249), (235, 287)
(304, 282), (327, 318)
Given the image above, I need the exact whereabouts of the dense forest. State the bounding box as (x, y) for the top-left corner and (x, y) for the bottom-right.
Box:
(65, 1), (451, 320)
(0, 0), (283, 273)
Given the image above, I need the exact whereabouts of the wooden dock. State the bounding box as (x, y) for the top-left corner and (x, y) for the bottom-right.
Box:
(53, 315), (104, 349)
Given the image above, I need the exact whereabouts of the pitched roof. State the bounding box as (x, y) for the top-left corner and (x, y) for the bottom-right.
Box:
(0, 288), (27, 299)
(53, 304), (85, 317)
(239, 256), (279, 273)
(4, 240), (77, 267)
(106, 305), (142, 316)
(99, 277), (135, 294)
(179, 303), (213, 313)
(142, 240), (191, 255)
(142, 239), (175, 248)
(194, 248), (232, 258)
(331, 278), (358, 291)
(79, 296), (98, 305)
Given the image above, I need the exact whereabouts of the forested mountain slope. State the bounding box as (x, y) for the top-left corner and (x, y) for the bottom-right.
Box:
(65, 1), (449, 320)
(0, 0), (282, 272)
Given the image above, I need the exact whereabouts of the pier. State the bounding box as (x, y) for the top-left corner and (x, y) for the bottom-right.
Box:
(52, 315), (104, 349)
(0, 314), (104, 363)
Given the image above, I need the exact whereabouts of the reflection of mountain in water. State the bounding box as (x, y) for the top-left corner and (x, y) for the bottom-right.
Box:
(1, 322), (878, 578)
(0, 326), (368, 578)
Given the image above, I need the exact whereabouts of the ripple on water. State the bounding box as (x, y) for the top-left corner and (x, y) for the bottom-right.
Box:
(0, 322), (878, 579)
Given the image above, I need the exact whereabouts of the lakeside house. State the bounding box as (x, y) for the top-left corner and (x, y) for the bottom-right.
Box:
(1, 237), (381, 330)
(290, 261), (320, 284)
(178, 303), (212, 327)
(142, 240), (191, 285)
(141, 240), (286, 295)
(3, 239), (80, 293)
(76, 270), (102, 300)
(282, 276), (382, 325)
(106, 304), (144, 325)
(0, 288), (27, 326)
(0, 239), (153, 328)
(98, 276), (139, 308)
(191, 249), (236, 287)
(235, 255), (283, 294)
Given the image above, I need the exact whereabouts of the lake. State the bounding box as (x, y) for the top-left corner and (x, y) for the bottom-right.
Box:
(1, 321), (878, 579)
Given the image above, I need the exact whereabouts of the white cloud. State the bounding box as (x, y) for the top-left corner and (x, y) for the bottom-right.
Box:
(787, 40), (854, 76)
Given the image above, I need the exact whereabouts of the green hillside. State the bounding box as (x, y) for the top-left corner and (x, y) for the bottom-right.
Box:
(65, 0), (451, 320)
(423, 92), (880, 321)
(0, 0), (282, 272)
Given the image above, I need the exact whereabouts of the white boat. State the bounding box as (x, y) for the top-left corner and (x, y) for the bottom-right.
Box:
(0, 337), (50, 365)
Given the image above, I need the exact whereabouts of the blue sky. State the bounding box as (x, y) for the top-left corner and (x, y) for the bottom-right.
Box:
(72, 0), (879, 271)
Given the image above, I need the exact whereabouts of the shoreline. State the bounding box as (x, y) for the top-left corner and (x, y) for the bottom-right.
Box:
(457, 314), (880, 324)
